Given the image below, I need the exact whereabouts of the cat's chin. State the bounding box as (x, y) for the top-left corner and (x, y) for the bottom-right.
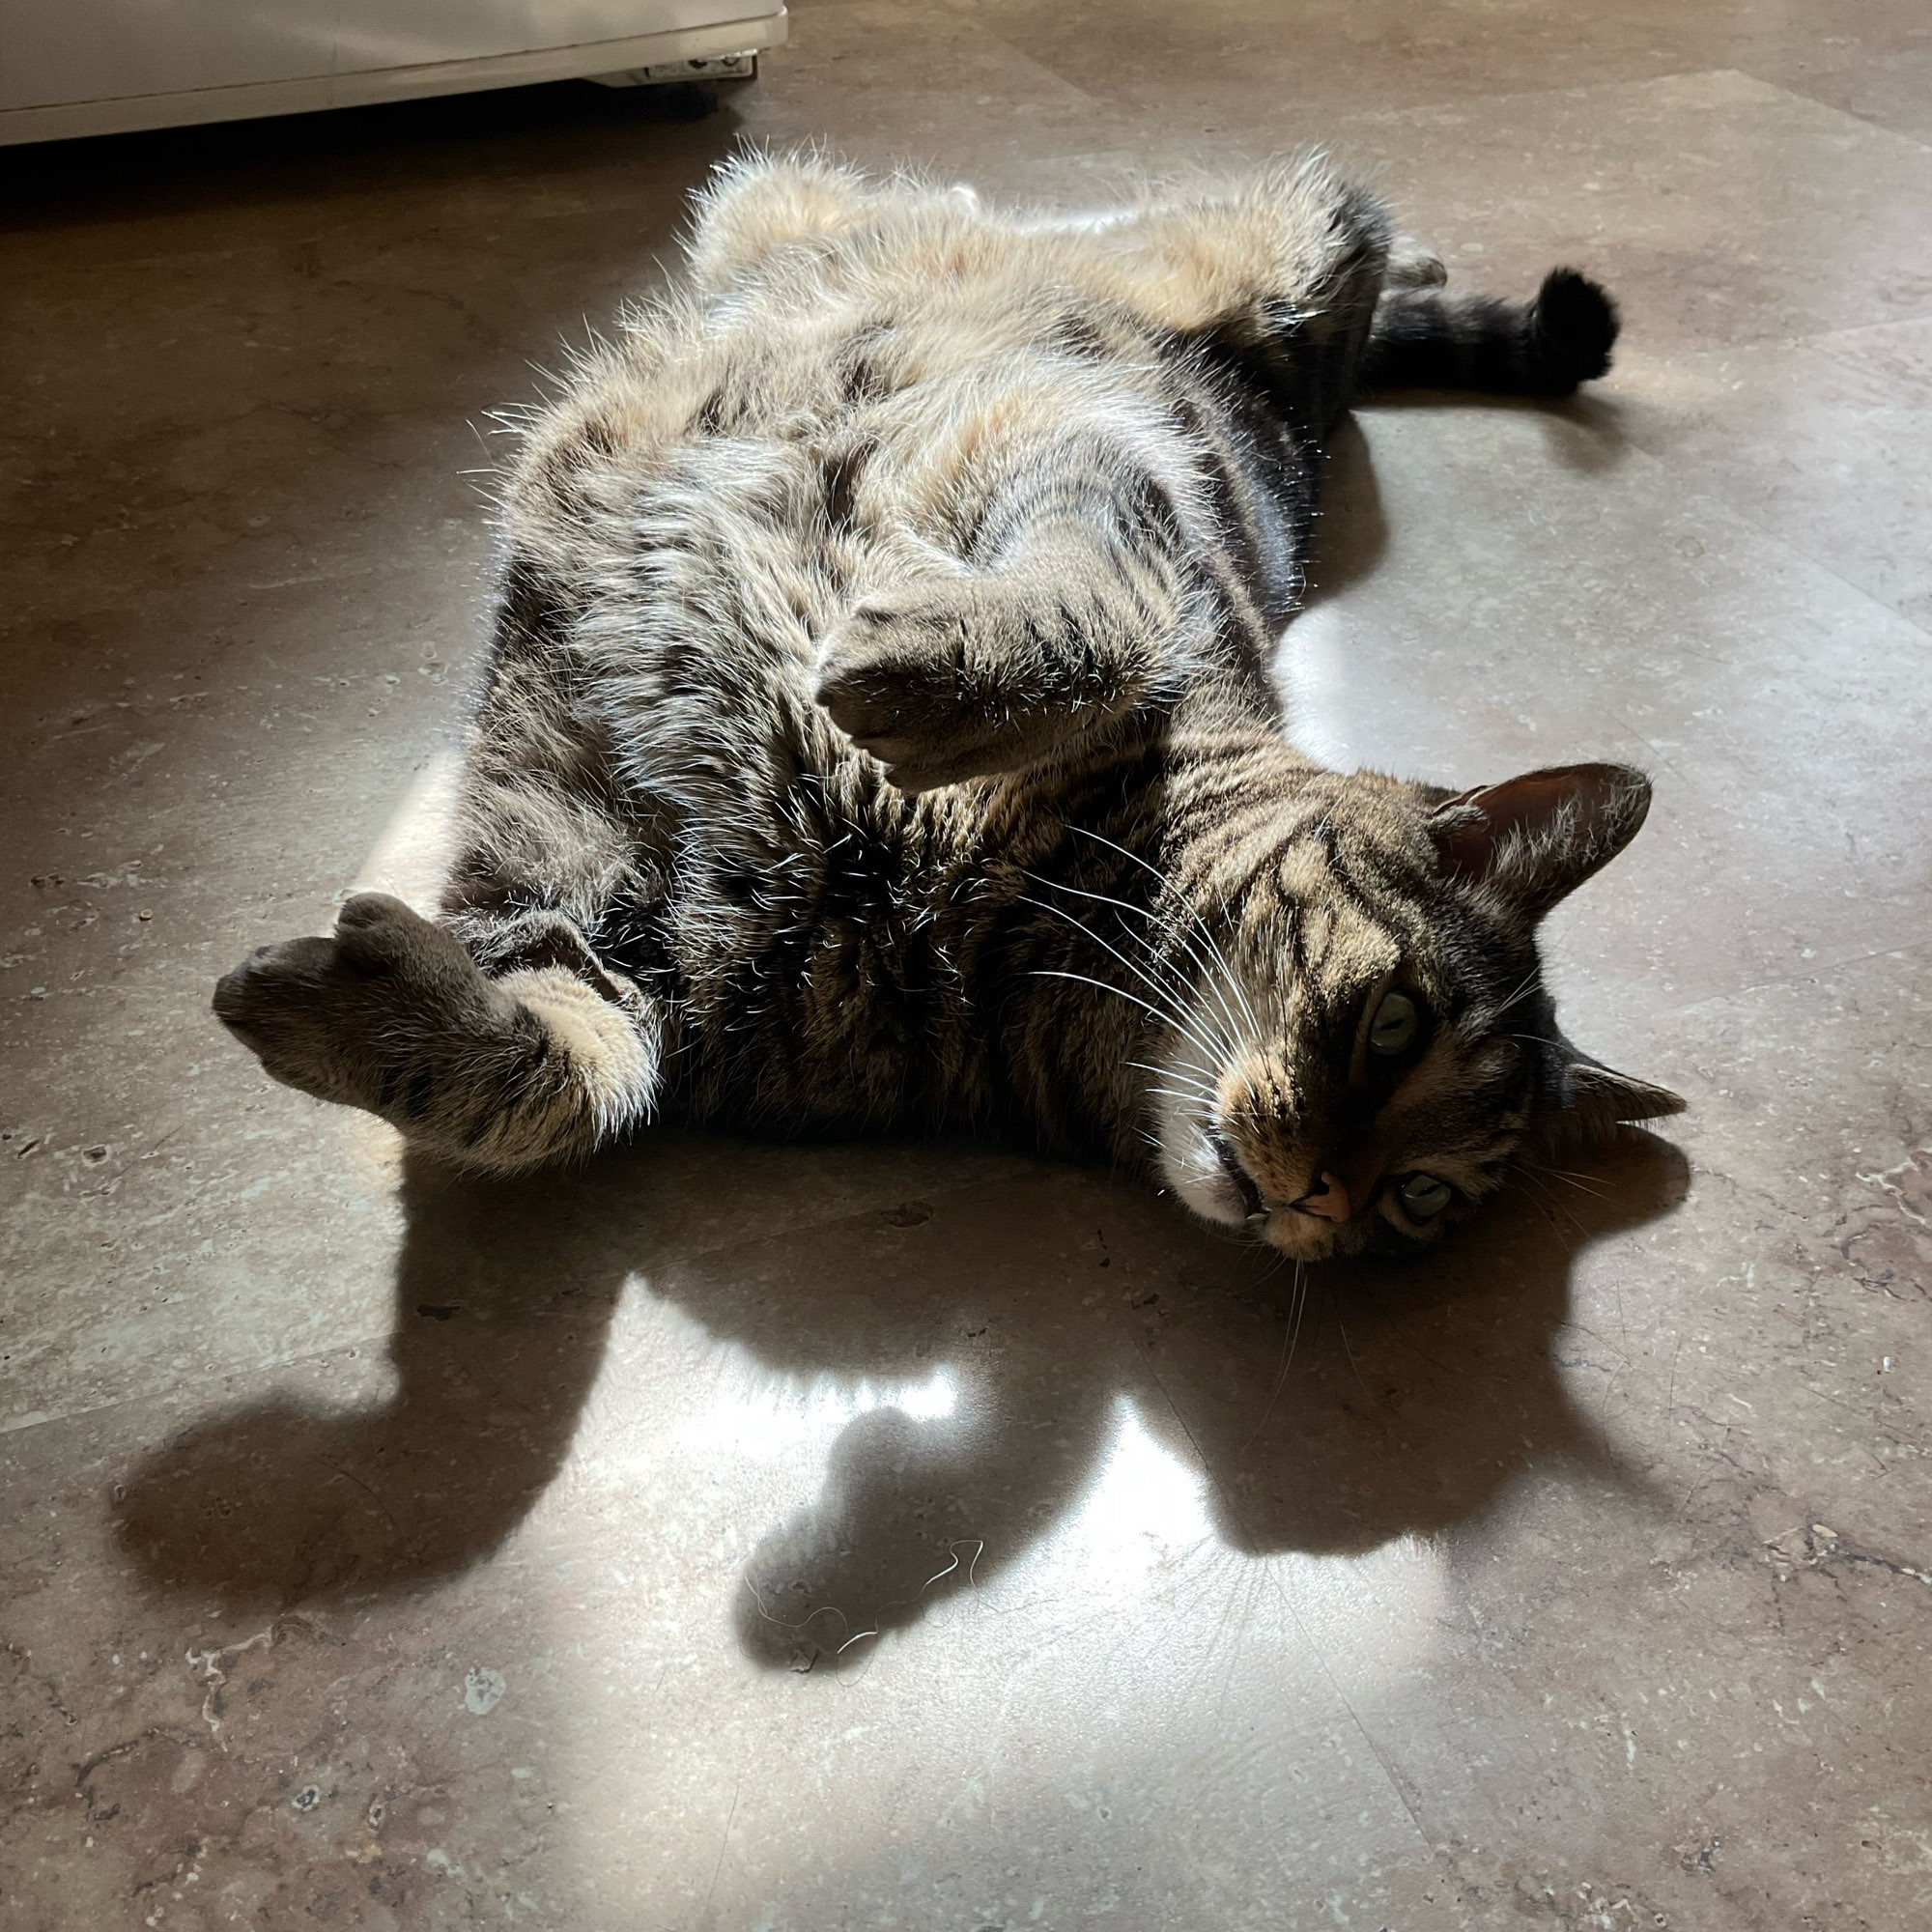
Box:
(1151, 1098), (1245, 1221)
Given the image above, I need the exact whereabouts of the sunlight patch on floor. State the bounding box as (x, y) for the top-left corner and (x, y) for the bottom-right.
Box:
(353, 747), (461, 907)
(671, 1364), (961, 1463)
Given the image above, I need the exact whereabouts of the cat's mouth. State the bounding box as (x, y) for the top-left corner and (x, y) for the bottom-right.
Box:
(1151, 1113), (1351, 1261)
(1211, 1128), (1357, 1223)
(1210, 1129), (1267, 1219)
(1206, 1131), (1373, 1261)
(1148, 1069), (1366, 1254)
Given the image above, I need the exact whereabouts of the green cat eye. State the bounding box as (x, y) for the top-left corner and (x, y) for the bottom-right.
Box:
(1399, 1173), (1453, 1218)
(1368, 990), (1422, 1058)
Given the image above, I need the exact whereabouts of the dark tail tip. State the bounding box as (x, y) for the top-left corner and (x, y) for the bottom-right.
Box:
(1527, 269), (1620, 394)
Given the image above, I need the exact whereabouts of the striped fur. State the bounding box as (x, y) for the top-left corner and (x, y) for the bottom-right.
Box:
(213, 152), (1680, 1262)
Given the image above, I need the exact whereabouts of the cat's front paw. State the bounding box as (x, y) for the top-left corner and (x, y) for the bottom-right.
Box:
(813, 584), (1001, 792)
(213, 894), (503, 1113)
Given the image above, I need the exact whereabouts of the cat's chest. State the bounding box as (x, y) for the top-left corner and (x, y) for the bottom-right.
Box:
(660, 838), (1002, 1123)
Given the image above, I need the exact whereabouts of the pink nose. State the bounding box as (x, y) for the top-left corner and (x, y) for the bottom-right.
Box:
(1294, 1172), (1352, 1223)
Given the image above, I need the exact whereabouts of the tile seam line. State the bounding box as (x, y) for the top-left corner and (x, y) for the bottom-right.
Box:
(1641, 313), (1932, 355)
(1557, 437), (1932, 656)
(1066, 58), (1735, 127)
(1664, 497), (1932, 652)
(1270, 62), (1907, 137)
(1733, 60), (1932, 157)
(1653, 936), (1932, 1029)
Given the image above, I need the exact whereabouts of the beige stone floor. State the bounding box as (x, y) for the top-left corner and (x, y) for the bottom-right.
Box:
(4, 4), (1930, 1927)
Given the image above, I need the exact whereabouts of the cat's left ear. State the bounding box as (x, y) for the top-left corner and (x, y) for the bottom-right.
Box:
(1429, 762), (1653, 920)
(1540, 1037), (1687, 1148)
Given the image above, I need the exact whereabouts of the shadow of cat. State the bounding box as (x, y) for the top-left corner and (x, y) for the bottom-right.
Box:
(720, 1131), (1687, 1669)
(113, 1129), (1687, 1672)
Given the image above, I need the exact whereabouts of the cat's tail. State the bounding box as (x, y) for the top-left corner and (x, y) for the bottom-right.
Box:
(1359, 268), (1619, 399)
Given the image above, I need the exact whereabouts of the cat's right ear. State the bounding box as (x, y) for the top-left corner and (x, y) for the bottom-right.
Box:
(1428, 762), (1653, 920)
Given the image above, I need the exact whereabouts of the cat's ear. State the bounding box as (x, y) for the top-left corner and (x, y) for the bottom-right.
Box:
(1429, 762), (1653, 920)
(1539, 1036), (1687, 1149)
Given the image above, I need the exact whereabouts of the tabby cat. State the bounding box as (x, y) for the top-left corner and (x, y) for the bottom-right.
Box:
(214, 151), (1684, 1262)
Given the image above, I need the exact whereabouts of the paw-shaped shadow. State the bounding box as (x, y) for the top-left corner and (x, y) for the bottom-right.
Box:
(113, 1159), (627, 1609)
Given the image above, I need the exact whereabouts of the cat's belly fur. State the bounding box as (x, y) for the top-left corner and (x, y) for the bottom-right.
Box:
(458, 431), (1035, 1137)
(452, 266), (1319, 1143)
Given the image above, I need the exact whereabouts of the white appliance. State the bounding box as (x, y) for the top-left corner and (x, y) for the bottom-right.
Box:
(0, 1), (788, 145)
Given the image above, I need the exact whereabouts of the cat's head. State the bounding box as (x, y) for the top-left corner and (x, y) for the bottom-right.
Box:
(1151, 761), (1684, 1261)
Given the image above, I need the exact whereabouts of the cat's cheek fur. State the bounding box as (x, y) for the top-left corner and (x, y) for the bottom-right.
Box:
(1149, 1085), (1248, 1229)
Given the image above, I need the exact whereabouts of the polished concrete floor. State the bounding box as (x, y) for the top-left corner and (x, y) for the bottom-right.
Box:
(4, 4), (1930, 1928)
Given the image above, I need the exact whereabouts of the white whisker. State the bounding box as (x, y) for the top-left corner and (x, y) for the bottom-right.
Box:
(1240, 1259), (1306, 1454)
(1062, 826), (1263, 1037)
(1020, 894), (1234, 1074)
(1028, 867), (1256, 1062)
(1126, 1060), (1217, 1097)
(1144, 1085), (1213, 1110)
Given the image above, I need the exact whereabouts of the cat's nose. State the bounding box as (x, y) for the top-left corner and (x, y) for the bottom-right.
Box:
(1293, 1171), (1351, 1222)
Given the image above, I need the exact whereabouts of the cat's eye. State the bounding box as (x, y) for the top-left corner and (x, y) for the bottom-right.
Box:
(1368, 990), (1422, 1058)
(1398, 1173), (1453, 1218)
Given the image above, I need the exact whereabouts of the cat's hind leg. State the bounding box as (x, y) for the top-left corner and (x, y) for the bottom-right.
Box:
(213, 895), (661, 1171)
(684, 151), (912, 292)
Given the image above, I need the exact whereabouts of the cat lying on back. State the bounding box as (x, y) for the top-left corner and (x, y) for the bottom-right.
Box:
(214, 151), (1683, 1263)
